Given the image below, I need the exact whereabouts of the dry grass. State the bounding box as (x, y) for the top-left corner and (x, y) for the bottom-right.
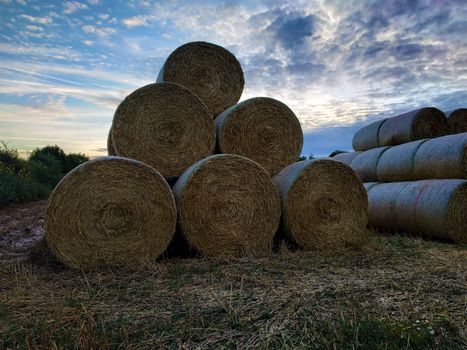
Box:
(1, 228), (466, 349)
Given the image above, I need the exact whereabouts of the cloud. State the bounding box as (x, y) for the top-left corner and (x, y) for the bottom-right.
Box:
(19, 14), (53, 24)
(268, 12), (316, 49)
(63, 1), (88, 14)
(16, 0), (27, 5)
(25, 25), (44, 31)
(81, 25), (116, 37)
(122, 15), (152, 28)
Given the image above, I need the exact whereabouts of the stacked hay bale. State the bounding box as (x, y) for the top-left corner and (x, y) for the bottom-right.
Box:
(334, 109), (466, 243)
(446, 108), (467, 134)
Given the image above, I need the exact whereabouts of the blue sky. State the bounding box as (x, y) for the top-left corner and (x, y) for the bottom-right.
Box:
(0, 0), (466, 157)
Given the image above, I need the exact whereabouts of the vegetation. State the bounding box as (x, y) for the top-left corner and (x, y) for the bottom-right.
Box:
(0, 143), (88, 206)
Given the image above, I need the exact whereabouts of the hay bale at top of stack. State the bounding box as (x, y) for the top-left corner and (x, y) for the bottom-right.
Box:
(215, 97), (303, 176)
(366, 180), (467, 243)
(107, 127), (115, 156)
(273, 159), (368, 251)
(112, 83), (215, 179)
(45, 157), (177, 268)
(446, 108), (467, 134)
(352, 107), (448, 151)
(157, 41), (244, 118)
(173, 154), (281, 257)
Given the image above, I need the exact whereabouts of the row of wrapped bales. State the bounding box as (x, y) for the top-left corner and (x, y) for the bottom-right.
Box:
(352, 108), (449, 151)
(365, 180), (466, 243)
(334, 133), (466, 182)
(447, 108), (467, 134)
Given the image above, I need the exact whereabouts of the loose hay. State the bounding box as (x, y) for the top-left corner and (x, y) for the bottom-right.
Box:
(349, 146), (390, 182)
(172, 154), (280, 257)
(157, 41), (244, 117)
(215, 97), (303, 176)
(107, 127), (115, 156)
(112, 83), (215, 179)
(352, 119), (386, 151)
(332, 151), (361, 166)
(446, 108), (467, 134)
(45, 157), (177, 268)
(414, 133), (467, 180)
(273, 159), (368, 251)
(353, 108), (448, 151)
(366, 180), (467, 243)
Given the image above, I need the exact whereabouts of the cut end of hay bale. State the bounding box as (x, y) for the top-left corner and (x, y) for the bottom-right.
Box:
(157, 41), (244, 117)
(215, 97), (303, 176)
(446, 108), (467, 134)
(45, 157), (177, 268)
(446, 182), (467, 243)
(273, 159), (368, 251)
(173, 154), (281, 257)
(107, 127), (115, 156)
(112, 83), (215, 179)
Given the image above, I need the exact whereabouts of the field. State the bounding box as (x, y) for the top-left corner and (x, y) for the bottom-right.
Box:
(0, 202), (466, 349)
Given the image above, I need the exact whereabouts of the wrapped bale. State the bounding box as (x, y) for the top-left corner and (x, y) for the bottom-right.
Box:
(107, 127), (115, 156)
(157, 41), (244, 117)
(350, 146), (390, 182)
(173, 154), (280, 257)
(332, 151), (360, 166)
(273, 159), (368, 250)
(215, 97), (303, 176)
(112, 83), (215, 179)
(352, 119), (386, 151)
(366, 180), (467, 243)
(376, 139), (428, 182)
(446, 108), (467, 134)
(414, 133), (467, 179)
(45, 157), (177, 268)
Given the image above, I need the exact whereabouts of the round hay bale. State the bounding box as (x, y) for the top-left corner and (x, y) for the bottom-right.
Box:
(446, 108), (467, 134)
(395, 180), (467, 242)
(365, 182), (409, 230)
(352, 118), (387, 151)
(350, 146), (390, 182)
(112, 83), (215, 179)
(414, 133), (467, 179)
(107, 127), (115, 156)
(45, 157), (177, 268)
(273, 159), (368, 250)
(215, 97), (303, 176)
(378, 107), (448, 147)
(157, 41), (244, 117)
(332, 151), (360, 166)
(376, 139), (428, 182)
(173, 154), (280, 257)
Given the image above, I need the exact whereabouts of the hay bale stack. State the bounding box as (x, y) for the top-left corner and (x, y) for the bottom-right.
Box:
(157, 41), (244, 117)
(173, 154), (281, 257)
(353, 108), (448, 151)
(107, 128), (115, 156)
(352, 119), (386, 151)
(446, 108), (467, 134)
(376, 139), (428, 182)
(215, 97), (303, 176)
(332, 151), (361, 166)
(413, 133), (467, 179)
(273, 159), (368, 250)
(366, 180), (467, 243)
(349, 146), (390, 182)
(112, 83), (215, 179)
(45, 157), (177, 268)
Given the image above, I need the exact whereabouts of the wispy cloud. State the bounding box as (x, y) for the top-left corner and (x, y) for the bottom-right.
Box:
(63, 1), (88, 14)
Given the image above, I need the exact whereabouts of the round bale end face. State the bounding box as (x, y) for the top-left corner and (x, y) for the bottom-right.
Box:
(411, 107), (449, 140)
(45, 157), (177, 268)
(447, 183), (467, 243)
(275, 159), (368, 251)
(159, 41), (245, 117)
(173, 154), (281, 257)
(447, 108), (467, 134)
(216, 97), (303, 176)
(107, 128), (115, 156)
(112, 83), (216, 179)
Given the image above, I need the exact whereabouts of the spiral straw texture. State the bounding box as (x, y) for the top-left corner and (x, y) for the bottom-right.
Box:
(157, 41), (244, 117)
(107, 127), (115, 156)
(273, 159), (368, 251)
(112, 83), (215, 179)
(215, 97), (303, 176)
(45, 157), (177, 268)
(173, 154), (281, 257)
(446, 108), (467, 134)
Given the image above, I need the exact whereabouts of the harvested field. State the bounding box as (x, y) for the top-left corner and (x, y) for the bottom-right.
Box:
(1, 202), (466, 349)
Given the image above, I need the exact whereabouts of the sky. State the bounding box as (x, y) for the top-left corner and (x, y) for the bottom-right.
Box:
(0, 0), (466, 158)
